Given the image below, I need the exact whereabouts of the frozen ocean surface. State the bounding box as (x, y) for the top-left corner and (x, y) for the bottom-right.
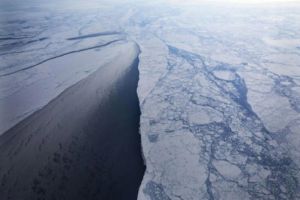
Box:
(1, 0), (300, 199)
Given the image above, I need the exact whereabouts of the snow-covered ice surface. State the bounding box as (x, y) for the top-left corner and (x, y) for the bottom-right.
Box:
(1, 0), (300, 199)
(128, 1), (300, 199)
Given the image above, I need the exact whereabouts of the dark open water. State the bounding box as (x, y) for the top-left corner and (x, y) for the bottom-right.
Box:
(0, 57), (145, 200)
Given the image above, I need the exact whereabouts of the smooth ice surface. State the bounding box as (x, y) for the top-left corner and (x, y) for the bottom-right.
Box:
(1, 0), (300, 199)
(0, 0), (127, 134)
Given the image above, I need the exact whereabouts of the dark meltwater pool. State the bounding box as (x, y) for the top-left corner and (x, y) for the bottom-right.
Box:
(0, 57), (145, 200)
